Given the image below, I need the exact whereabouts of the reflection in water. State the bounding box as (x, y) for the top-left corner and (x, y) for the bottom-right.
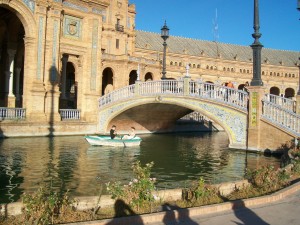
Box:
(0, 132), (280, 203)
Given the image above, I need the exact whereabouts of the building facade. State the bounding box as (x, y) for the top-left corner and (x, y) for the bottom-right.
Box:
(0, 0), (299, 136)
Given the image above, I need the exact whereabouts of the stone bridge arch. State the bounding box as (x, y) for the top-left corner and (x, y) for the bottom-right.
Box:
(98, 96), (247, 149)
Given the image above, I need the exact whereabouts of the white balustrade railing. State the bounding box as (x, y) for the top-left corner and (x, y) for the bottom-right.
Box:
(59, 109), (81, 120)
(138, 80), (184, 96)
(98, 80), (249, 111)
(99, 85), (135, 107)
(189, 81), (248, 111)
(262, 101), (300, 135)
(0, 107), (26, 120)
(263, 94), (295, 112)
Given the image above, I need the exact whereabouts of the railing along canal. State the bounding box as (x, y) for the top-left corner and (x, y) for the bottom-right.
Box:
(59, 109), (81, 120)
(99, 80), (248, 111)
(0, 107), (26, 120)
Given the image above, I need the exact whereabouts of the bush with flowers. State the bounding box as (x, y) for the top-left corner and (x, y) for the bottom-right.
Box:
(106, 161), (157, 210)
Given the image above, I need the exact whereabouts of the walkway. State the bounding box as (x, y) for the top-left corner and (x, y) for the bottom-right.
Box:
(67, 181), (300, 225)
(149, 189), (300, 225)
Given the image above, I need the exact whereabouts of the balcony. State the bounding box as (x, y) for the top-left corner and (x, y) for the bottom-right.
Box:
(115, 24), (124, 32)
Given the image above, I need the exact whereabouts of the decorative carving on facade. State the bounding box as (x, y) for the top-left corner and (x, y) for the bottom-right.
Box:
(92, 8), (107, 22)
(63, 1), (88, 13)
(36, 16), (44, 80)
(90, 19), (99, 91)
(51, 20), (59, 82)
(23, 0), (35, 13)
(63, 15), (82, 39)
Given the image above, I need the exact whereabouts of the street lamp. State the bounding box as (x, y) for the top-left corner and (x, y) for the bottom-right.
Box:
(161, 21), (169, 80)
(250, 0), (263, 86)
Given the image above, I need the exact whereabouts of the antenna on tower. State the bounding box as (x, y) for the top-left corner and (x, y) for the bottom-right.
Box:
(213, 8), (219, 42)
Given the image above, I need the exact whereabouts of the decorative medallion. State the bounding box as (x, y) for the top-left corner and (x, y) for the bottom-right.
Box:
(63, 15), (82, 39)
(67, 21), (78, 35)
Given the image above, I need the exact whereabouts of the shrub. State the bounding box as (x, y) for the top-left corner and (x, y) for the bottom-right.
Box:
(106, 161), (157, 210)
(22, 187), (75, 225)
(246, 165), (290, 193)
(182, 177), (222, 206)
(292, 159), (300, 175)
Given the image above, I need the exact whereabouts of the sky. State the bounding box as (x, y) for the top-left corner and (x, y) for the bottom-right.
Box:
(129, 0), (300, 52)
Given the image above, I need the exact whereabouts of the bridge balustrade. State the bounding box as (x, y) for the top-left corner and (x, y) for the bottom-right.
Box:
(263, 94), (296, 112)
(98, 80), (249, 111)
(99, 85), (135, 107)
(138, 80), (184, 96)
(189, 81), (248, 111)
(262, 101), (300, 136)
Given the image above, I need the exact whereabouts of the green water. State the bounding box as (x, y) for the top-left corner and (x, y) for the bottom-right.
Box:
(0, 132), (280, 203)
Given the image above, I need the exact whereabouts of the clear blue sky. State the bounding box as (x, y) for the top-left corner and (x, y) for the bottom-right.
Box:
(129, 0), (300, 52)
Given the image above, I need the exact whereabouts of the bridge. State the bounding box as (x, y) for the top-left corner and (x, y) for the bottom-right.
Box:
(98, 78), (300, 151)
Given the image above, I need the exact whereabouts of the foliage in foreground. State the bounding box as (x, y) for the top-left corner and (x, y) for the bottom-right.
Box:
(21, 187), (76, 225)
(181, 177), (223, 207)
(1, 156), (300, 225)
(106, 161), (157, 211)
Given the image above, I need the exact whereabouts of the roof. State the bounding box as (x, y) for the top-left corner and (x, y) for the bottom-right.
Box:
(135, 30), (300, 67)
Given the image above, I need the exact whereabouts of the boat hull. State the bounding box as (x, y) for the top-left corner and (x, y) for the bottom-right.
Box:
(85, 135), (142, 147)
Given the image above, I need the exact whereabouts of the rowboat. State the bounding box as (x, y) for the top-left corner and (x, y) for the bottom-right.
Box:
(85, 135), (142, 147)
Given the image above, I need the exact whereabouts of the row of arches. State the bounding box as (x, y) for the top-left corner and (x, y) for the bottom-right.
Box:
(205, 81), (295, 99)
(101, 67), (153, 96)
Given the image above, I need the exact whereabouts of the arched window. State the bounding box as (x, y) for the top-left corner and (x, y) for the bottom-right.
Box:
(285, 88), (295, 98)
(145, 72), (153, 81)
(270, 86), (280, 96)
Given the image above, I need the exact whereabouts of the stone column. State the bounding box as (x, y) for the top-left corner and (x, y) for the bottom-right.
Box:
(14, 67), (21, 102)
(23, 36), (47, 122)
(246, 86), (266, 151)
(61, 55), (68, 99)
(6, 49), (17, 107)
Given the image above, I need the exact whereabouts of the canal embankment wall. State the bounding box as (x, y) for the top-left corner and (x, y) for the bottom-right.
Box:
(0, 179), (249, 216)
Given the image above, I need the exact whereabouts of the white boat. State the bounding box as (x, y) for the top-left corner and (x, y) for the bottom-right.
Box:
(85, 135), (142, 147)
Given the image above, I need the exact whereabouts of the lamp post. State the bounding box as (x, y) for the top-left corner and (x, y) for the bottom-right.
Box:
(161, 21), (169, 80)
(250, 0), (264, 86)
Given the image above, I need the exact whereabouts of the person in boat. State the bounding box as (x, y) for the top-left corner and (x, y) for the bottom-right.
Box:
(110, 125), (117, 139)
(122, 127), (136, 140)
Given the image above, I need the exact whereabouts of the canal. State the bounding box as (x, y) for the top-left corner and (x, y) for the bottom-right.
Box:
(0, 132), (280, 203)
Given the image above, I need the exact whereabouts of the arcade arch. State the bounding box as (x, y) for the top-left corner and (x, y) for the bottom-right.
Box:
(0, 7), (25, 107)
(285, 88), (295, 98)
(102, 67), (113, 96)
(270, 86), (280, 96)
(129, 70), (137, 85)
(145, 72), (153, 81)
